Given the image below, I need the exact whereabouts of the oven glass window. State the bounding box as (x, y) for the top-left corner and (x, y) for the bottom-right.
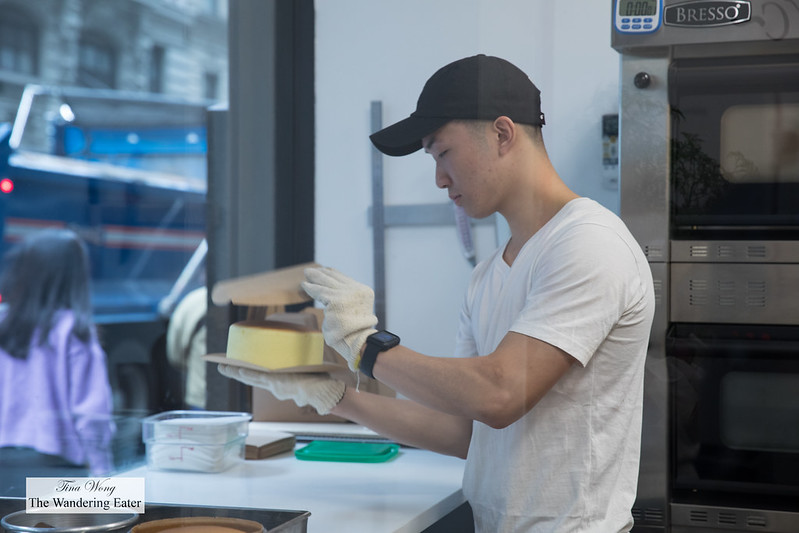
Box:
(720, 371), (799, 452)
(669, 55), (799, 237)
(669, 324), (799, 506)
(720, 104), (799, 184)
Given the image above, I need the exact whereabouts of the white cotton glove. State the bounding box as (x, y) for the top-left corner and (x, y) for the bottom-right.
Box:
(301, 267), (378, 371)
(217, 364), (346, 415)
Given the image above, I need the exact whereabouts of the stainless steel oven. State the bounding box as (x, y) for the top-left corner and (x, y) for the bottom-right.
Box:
(612, 2), (799, 532)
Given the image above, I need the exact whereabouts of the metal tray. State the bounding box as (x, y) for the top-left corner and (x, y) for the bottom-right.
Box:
(0, 498), (309, 533)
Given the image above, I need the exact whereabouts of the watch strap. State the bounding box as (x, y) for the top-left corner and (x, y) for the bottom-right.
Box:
(360, 330), (400, 380)
(359, 342), (381, 380)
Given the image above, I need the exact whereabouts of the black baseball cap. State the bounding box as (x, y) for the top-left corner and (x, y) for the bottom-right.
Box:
(369, 54), (545, 157)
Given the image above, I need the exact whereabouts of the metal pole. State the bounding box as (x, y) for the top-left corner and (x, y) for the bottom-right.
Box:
(370, 101), (386, 329)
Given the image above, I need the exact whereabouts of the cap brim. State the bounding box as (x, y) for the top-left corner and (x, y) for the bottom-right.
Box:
(369, 115), (450, 157)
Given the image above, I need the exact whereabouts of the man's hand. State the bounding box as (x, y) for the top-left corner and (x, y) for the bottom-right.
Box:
(301, 267), (378, 371)
(217, 364), (346, 415)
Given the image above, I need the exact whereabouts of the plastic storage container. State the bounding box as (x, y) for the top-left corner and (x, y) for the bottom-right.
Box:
(142, 411), (252, 472)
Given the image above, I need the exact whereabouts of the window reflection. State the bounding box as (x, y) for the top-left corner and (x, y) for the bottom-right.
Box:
(78, 32), (117, 89)
(150, 46), (166, 94)
(0, 6), (37, 75)
(0, 0), (227, 489)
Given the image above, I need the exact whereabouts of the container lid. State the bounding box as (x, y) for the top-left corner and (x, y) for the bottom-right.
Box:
(141, 410), (252, 424)
(294, 440), (399, 463)
(211, 262), (320, 307)
(141, 410), (252, 444)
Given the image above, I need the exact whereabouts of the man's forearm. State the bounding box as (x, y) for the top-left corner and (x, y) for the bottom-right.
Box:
(331, 387), (471, 459)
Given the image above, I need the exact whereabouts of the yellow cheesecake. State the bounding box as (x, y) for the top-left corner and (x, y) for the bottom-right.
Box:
(225, 320), (324, 370)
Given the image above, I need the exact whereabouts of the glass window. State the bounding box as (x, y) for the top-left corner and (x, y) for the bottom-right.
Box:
(0, 0), (228, 493)
(720, 103), (799, 183)
(78, 32), (117, 89)
(204, 71), (219, 100)
(721, 371), (799, 452)
(0, 8), (38, 75)
(150, 45), (166, 93)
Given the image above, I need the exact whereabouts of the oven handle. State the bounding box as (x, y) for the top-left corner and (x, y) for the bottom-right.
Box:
(668, 56), (799, 102)
(667, 337), (799, 355)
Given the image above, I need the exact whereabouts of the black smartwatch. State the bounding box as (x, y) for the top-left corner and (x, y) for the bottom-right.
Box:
(360, 330), (400, 379)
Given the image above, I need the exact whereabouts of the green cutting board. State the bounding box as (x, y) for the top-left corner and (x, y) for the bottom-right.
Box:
(294, 440), (399, 463)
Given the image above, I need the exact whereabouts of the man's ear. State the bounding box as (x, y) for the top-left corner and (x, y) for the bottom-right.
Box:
(493, 116), (515, 154)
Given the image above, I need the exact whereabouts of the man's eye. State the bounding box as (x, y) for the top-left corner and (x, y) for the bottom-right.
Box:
(437, 150), (448, 159)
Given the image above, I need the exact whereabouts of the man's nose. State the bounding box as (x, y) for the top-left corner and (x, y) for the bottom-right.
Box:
(435, 164), (450, 189)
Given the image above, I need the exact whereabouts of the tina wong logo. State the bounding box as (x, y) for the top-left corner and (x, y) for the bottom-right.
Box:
(664, 0), (751, 27)
(26, 477), (145, 514)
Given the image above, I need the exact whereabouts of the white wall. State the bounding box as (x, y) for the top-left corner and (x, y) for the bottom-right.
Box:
(314, 0), (621, 357)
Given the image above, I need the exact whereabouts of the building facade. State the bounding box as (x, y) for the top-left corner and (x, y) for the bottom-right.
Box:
(0, 0), (228, 125)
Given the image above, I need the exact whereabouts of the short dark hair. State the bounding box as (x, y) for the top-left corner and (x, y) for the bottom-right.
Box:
(519, 123), (544, 145)
(458, 119), (544, 147)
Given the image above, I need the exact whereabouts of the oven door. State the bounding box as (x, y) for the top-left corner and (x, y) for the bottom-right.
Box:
(669, 55), (799, 239)
(668, 323), (799, 510)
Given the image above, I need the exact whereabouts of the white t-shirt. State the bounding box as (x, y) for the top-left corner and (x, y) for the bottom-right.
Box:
(458, 198), (655, 533)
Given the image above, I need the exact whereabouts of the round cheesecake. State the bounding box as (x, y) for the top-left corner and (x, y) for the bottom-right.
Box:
(225, 320), (324, 370)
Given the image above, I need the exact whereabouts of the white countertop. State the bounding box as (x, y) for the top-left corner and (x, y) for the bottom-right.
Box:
(118, 423), (466, 533)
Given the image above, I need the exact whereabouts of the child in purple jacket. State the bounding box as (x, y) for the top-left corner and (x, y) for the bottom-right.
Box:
(0, 228), (115, 494)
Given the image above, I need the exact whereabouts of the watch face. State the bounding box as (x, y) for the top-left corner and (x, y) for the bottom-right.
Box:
(369, 330), (400, 347)
(372, 331), (397, 343)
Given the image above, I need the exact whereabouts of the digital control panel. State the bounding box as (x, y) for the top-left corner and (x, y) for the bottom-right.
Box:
(614, 0), (663, 34)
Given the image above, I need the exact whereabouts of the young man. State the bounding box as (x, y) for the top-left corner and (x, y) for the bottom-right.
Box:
(219, 54), (655, 532)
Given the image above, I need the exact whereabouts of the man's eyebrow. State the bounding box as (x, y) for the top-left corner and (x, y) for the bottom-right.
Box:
(423, 134), (437, 152)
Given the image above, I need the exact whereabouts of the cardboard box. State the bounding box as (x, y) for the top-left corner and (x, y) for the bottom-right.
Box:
(206, 263), (394, 422)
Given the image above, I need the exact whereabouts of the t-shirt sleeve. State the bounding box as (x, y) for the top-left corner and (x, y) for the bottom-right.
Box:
(510, 223), (639, 366)
(453, 286), (478, 358)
